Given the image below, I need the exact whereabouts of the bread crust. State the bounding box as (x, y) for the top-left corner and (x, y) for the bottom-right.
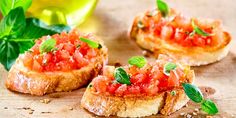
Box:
(130, 14), (231, 66)
(5, 45), (108, 96)
(81, 66), (195, 117)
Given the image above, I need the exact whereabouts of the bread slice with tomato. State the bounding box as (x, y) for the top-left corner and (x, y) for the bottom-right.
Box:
(129, 6), (231, 66)
(6, 30), (108, 96)
(81, 55), (195, 117)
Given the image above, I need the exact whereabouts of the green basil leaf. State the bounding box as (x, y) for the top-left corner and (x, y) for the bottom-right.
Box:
(114, 67), (131, 85)
(163, 62), (177, 76)
(18, 41), (34, 53)
(0, 7), (26, 39)
(192, 20), (210, 36)
(182, 83), (204, 103)
(201, 99), (219, 115)
(0, 40), (19, 70)
(156, 0), (169, 17)
(0, 0), (32, 16)
(39, 38), (56, 53)
(22, 18), (70, 39)
(128, 56), (147, 68)
(80, 37), (102, 49)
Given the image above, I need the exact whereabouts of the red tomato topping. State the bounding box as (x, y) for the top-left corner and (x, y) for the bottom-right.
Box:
(92, 59), (186, 96)
(139, 9), (218, 47)
(22, 30), (100, 72)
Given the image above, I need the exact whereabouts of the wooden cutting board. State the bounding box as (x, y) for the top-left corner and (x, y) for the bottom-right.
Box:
(1, 0), (236, 117)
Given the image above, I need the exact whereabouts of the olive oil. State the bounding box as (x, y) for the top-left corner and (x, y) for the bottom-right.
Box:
(27, 0), (98, 27)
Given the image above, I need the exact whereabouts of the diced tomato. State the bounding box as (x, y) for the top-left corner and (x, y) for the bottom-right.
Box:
(107, 83), (121, 94)
(115, 84), (128, 95)
(127, 85), (141, 94)
(130, 73), (148, 84)
(32, 60), (43, 72)
(23, 30), (99, 72)
(63, 43), (75, 54)
(161, 25), (174, 40)
(174, 29), (187, 43)
(168, 70), (180, 87)
(192, 36), (206, 47)
(174, 15), (192, 31)
(73, 49), (89, 68)
(23, 54), (33, 69)
(93, 76), (108, 93)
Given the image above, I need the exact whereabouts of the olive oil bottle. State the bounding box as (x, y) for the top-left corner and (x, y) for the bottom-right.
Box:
(27, 0), (98, 27)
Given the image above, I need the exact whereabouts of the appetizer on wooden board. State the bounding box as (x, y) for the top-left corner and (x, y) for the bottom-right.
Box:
(81, 55), (195, 117)
(6, 30), (108, 95)
(130, 0), (231, 66)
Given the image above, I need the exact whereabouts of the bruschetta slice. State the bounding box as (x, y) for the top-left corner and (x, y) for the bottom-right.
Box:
(6, 30), (108, 96)
(130, 7), (231, 66)
(81, 55), (195, 117)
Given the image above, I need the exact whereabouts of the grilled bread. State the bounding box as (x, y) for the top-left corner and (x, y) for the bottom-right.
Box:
(6, 30), (108, 96)
(81, 55), (195, 117)
(130, 8), (231, 66)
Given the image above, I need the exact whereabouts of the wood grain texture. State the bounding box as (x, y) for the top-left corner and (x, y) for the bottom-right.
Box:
(0, 0), (236, 117)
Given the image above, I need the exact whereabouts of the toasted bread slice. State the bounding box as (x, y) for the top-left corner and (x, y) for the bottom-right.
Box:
(81, 59), (195, 117)
(130, 9), (231, 66)
(5, 31), (108, 96)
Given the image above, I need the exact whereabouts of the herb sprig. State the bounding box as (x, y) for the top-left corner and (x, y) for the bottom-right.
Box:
(182, 83), (218, 115)
(128, 56), (147, 68)
(0, 0), (71, 70)
(156, 0), (169, 17)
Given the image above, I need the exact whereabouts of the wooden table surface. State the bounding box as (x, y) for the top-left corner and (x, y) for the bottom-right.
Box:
(0, 0), (236, 118)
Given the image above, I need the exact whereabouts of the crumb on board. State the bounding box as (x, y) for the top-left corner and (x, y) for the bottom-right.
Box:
(40, 99), (51, 104)
(41, 111), (52, 114)
(69, 107), (73, 110)
(16, 107), (34, 114)
(4, 107), (8, 109)
(180, 112), (185, 116)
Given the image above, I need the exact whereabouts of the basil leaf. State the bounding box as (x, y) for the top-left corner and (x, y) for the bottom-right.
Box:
(192, 20), (210, 36)
(0, 0), (32, 16)
(39, 38), (56, 53)
(128, 56), (147, 68)
(163, 62), (177, 76)
(201, 99), (219, 115)
(0, 41), (19, 70)
(0, 7), (26, 39)
(114, 67), (131, 85)
(80, 37), (102, 49)
(156, 0), (169, 17)
(182, 83), (204, 103)
(18, 41), (34, 53)
(22, 18), (70, 39)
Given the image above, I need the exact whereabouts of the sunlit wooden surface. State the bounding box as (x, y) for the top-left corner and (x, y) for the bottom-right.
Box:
(0, 0), (236, 117)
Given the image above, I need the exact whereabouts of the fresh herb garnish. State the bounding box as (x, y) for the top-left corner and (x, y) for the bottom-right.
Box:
(201, 99), (219, 115)
(163, 62), (177, 76)
(182, 83), (218, 115)
(191, 20), (210, 36)
(156, 0), (169, 17)
(137, 21), (145, 29)
(0, 0), (32, 16)
(128, 56), (147, 68)
(114, 67), (131, 85)
(0, 0), (71, 71)
(39, 38), (56, 53)
(170, 90), (176, 96)
(80, 37), (102, 49)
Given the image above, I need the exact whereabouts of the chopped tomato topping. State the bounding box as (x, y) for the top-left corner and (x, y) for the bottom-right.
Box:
(23, 30), (100, 72)
(139, 9), (220, 47)
(92, 59), (186, 96)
